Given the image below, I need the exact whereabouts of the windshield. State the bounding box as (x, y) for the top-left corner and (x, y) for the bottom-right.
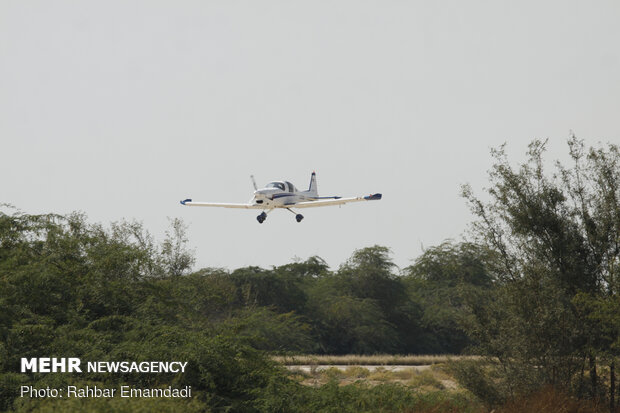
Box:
(285, 181), (297, 192)
(266, 182), (285, 191)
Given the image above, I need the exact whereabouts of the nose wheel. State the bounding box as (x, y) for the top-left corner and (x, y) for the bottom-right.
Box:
(257, 211), (267, 224)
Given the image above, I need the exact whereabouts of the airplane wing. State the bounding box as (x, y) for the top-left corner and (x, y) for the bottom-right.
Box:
(292, 193), (382, 209)
(179, 199), (263, 209)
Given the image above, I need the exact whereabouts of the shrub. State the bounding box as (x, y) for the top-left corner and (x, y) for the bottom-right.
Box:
(344, 366), (371, 379)
(448, 359), (503, 407)
(409, 370), (445, 390)
(322, 367), (345, 381)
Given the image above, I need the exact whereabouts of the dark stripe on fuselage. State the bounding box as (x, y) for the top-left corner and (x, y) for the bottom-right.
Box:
(272, 193), (294, 199)
(271, 193), (339, 200)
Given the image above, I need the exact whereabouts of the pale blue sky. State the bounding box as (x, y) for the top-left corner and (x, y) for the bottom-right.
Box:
(1, 1), (619, 270)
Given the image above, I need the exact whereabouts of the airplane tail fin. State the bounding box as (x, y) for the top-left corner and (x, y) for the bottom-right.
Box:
(307, 171), (318, 197)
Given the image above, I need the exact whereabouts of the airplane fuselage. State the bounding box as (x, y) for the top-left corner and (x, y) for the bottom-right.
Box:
(253, 187), (318, 209)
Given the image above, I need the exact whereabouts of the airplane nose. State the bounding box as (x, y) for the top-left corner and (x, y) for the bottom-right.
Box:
(254, 189), (275, 200)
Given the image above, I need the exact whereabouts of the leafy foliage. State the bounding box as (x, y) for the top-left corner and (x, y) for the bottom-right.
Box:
(0, 207), (478, 412)
(460, 137), (620, 408)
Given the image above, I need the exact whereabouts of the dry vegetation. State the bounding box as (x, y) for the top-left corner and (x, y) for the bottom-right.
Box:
(274, 354), (480, 366)
(284, 359), (460, 391)
(496, 387), (609, 413)
(284, 363), (613, 413)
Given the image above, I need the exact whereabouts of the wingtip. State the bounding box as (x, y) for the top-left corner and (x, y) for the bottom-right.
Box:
(364, 193), (382, 201)
(180, 198), (192, 205)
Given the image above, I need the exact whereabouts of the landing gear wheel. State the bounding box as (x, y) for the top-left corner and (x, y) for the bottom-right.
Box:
(295, 214), (304, 223)
(257, 212), (267, 224)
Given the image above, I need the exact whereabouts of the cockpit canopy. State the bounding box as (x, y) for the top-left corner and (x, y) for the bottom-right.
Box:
(266, 181), (297, 193)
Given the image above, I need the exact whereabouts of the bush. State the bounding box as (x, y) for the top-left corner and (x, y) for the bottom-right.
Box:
(322, 367), (345, 381)
(448, 359), (503, 408)
(409, 370), (445, 390)
(344, 366), (371, 379)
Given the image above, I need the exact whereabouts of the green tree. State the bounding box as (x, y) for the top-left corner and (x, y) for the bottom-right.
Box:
(229, 266), (308, 314)
(403, 241), (495, 354)
(461, 137), (620, 407)
(160, 217), (195, 277)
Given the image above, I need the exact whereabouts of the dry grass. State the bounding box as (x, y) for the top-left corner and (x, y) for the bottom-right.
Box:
(274, 354), (479, 366)
(279, 355), (466, 391)
(409, 370), (446, 390)
(286, 367), (311, 382)
(296, 365), (457, 390)
(392, 369), (417, 380)
(344, 366), (371, 378)
(497, 386), (608, 413)
(322, 366), (345, 380)
(282, 356), (613, 412)
(367, 367), (393, 382)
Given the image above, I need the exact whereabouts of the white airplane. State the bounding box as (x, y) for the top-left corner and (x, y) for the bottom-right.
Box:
(180, 172), (382, 223)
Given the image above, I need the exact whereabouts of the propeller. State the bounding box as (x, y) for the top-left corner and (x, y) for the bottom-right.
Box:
(250, 175), (258, 191)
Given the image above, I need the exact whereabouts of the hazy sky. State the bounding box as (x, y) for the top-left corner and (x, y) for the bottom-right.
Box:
(2, 1), (619, 271)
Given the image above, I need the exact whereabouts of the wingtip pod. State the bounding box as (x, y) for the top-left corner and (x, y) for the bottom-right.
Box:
(364, 193), (382, 201)
(180, 198), (192, 205)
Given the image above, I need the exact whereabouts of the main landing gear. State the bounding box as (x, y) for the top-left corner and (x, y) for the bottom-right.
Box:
(256, 209), (304, 223)
(256, 211), (267, 224)
(287, 208), (303, 223)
